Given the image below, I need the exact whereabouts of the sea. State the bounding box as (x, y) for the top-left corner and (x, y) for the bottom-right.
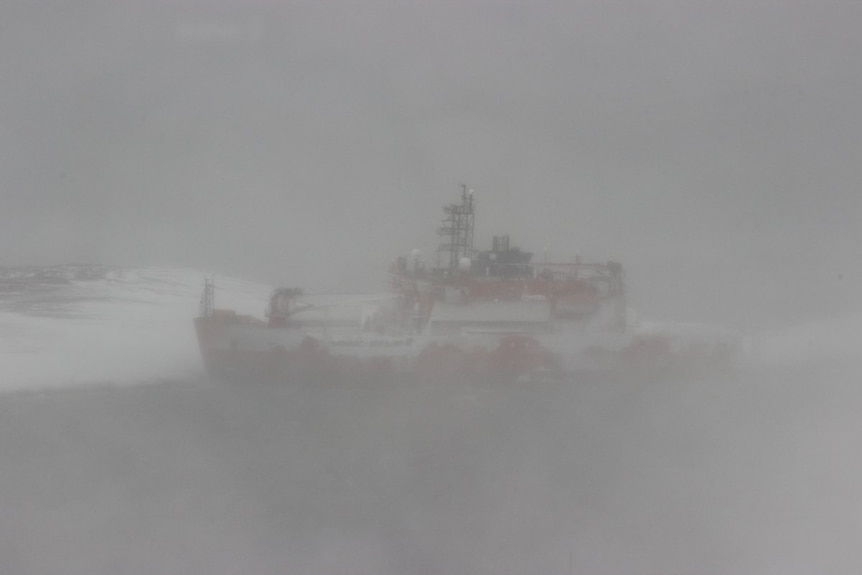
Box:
(1, 264), (860, 574)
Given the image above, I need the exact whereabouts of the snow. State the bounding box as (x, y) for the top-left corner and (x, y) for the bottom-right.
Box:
(0, 266), (272, 391)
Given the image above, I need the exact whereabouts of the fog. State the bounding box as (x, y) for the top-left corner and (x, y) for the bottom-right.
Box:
(3, 0), (860, 324)
(1, 1), (861, 573)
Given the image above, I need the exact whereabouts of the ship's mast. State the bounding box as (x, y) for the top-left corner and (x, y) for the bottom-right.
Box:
(199, 277), (214, 318)
(437, 184), (475, 273)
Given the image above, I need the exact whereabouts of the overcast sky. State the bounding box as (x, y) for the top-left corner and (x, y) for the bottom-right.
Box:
(2, 0), (860, 326)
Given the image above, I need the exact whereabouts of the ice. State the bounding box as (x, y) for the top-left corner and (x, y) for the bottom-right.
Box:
(3, 264), (859, 391)
(0, 266), (271, 391)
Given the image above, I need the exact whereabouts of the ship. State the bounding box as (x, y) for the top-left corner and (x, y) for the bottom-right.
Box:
(195, 187), (741, 382)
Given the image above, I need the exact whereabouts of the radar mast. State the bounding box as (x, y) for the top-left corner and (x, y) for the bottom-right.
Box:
(437, 184), (476, 273)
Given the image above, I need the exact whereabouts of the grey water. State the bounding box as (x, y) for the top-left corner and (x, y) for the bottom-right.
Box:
(2, 265), (862, 573)
(2, 321), (860, 573)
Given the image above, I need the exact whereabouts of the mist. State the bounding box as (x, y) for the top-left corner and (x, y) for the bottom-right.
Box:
(3, 0), (860, 324)
(2, 1), (861, 573)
